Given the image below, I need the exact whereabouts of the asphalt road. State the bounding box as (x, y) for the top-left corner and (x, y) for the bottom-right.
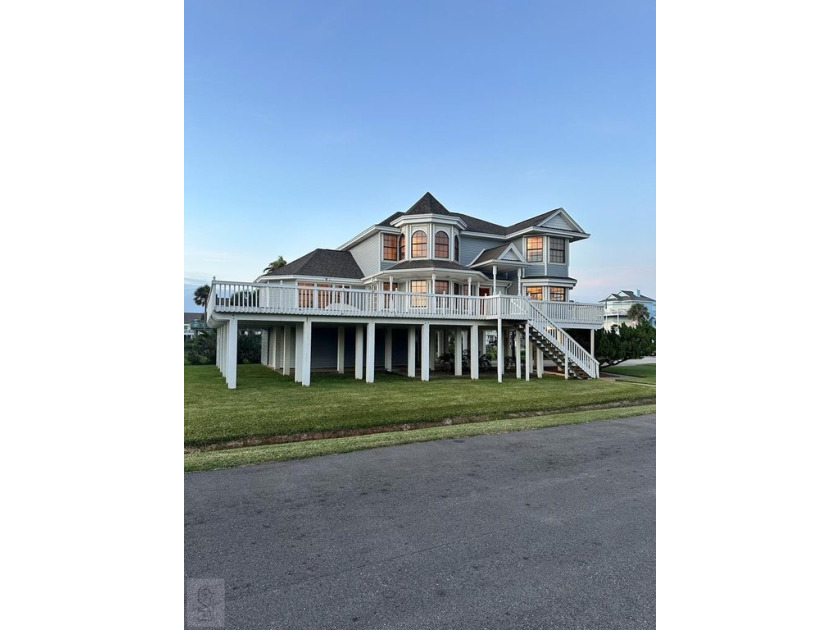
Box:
(185, 414), (656, 629)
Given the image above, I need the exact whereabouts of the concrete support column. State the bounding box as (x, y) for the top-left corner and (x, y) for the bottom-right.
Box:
(366, 322), (376, 383)
(226, 318), (238, 389)
(470, 324), (479, 379)
(497, 319), (503, 383)
(514, 330), (522, 379)
(294, 323), (303, 383)
(421, 323), (430, 381)
(407, 327), (416, 378)
(337, 326), (345, 373)
(355, 325), (364, 380)
(384, 328), (393, 372)
(454, 329), (463, 376)
(591, 329), (595, 356)
(301, 319), (312, 387)
(536, 348), (544, 378)
(282, 326), (292, 376)
(524, 323), (530, 382)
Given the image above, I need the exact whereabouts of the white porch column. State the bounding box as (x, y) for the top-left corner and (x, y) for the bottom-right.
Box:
(536, 348), (544, 378)
(226, 318), (238, 389)
(294, 323), (303, 383)
(454, 329), (463, 376)
(407, 327), (416, 378)
(524, 323), (530, 382)
(517, 268), (522, 295)
(301, 319), (312, 387)
(492, 265), (497, 293)
(565, 355), (569, 380)
(337, 326), (345, 373)
(355, 325), (364, 380)
(514, 330), (522, 379)
(384, 328), (393, 372)
(591, 329), (595, 356)
(260, 330), (269, 365)
(470, 324), (479, 379)
(217, 324), (224, 372)
(421, 323), (430, 381)
(496, 319), (503, 383)
(366, 322), (376, 383)
(267, 328), (275, 369)
(429, 328), (436, 373)
(282, 325), (292, 376)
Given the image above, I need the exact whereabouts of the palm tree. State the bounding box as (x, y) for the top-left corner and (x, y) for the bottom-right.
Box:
(263, 255), (287, 273)
(193, 284), (211, 320)
(626, 303), (650, 325)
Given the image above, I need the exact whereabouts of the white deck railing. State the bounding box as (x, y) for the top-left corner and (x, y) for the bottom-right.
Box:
(207, 280), (604, 325)
(527, 301), (600, 378)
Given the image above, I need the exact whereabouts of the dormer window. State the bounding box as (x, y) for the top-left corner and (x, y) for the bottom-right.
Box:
(411, 230), (427, 258)
(434, 231), (449, 258)
(526, 236), (543, 262)
(383, 234), (398, 261)
(549, 237), (565, 263)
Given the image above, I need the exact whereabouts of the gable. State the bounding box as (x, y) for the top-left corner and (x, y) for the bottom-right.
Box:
(541, 213), (573, 231)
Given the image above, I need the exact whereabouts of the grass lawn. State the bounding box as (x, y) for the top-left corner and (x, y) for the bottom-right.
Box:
(185, 364), (656, 449)
(601, 363), (656, 384)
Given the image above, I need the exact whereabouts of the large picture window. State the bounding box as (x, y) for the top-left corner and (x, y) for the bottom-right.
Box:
(383, 234), (398, 261)
(398, 234), (405, 260)
(526, 236), (543, 262)
(434, 231), (449, 258)
(526, 286), (543, 301)
(549, 287), (566, 302)
(410, 280), (428, 307)
(549, 237), (565, 263)
(435, 280), (448, 294)
(411, 230), (427, 258)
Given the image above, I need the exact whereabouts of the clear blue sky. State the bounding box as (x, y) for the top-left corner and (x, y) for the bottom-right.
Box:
(185, 0), (655, 310)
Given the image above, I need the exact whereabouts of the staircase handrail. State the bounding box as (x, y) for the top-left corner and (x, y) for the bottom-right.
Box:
(527, 300), (600, 378)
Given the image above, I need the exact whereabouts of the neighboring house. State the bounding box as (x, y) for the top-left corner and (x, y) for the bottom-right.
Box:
(184, 312), (207, 340)
(206, 192), (605, 388)
(600, 290), (656, 330)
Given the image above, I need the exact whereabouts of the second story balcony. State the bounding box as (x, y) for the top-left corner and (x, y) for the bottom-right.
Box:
(207, 281), (604, 328)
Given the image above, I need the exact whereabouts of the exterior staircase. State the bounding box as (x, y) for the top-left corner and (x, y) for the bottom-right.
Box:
(513, 301), (600, 379)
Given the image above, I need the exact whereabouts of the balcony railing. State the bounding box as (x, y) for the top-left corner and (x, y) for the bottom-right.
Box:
(207, 281), (604, 325)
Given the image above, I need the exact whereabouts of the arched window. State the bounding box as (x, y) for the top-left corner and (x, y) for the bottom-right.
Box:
(454, 235), (460, 262)
(411, 230), (427, 258)
(398, 234), (405, 261)
(434, 231), (449, 258)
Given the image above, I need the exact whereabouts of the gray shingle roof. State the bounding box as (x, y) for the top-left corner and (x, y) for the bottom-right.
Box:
(387, 259), (480, 273)
(268, 249), (363, 279)
(472, 244), (511, 264)
(506, 210), (557, 234)
(600, 290), (655, 303)
(404, 192), (452, 216)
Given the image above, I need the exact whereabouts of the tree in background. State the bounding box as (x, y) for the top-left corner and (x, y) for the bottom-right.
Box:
(263, 255), (287, 273)
(594, 321), (655, 367)
(193, 284), (211, 319)
(626, 303), (650, 324)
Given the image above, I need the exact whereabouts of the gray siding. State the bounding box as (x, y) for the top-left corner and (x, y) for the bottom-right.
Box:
(460, 235), (503, 265)
(545, 263), (570, 278)
(349, 234), (381, 278)
(543, 213), (573, 230)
